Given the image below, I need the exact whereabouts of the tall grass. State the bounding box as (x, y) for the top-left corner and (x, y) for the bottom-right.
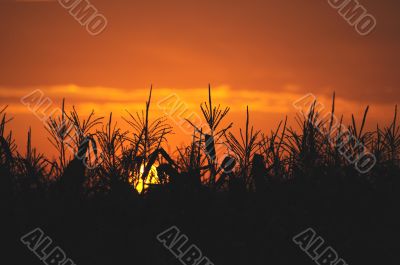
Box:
(0, 90), (399, 198)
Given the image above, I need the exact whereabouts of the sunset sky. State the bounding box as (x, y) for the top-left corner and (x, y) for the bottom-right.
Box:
(0, 0), (399, 156)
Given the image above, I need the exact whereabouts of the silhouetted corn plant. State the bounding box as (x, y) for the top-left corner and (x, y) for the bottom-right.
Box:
(15, 128), (48, 193)
(46, 99), (73, 174)
(258, 117), (288, 181)
(283, 100), (329, 180)
(224, 106), (260, 190)
(0, 106), (15, 198)
(92, 112), (130, 194)
(66, 105), (103, 167)
(0, 105), (16, 164)
(46, 100), (103, 197)
(123, 87), (172, 193)
(345, 106), (372, 164)
(176, 130), (208, 186)
(186, 85), (232, 187)
(123, 87), (172, 160)
(381, 105), (399, 165)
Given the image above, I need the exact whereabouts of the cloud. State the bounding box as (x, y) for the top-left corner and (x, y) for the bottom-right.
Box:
(1, 84), (395, 118)
(0, 84), (308, 114)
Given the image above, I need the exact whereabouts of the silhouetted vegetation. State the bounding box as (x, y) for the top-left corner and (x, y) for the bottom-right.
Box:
(1, 88), (399, 265)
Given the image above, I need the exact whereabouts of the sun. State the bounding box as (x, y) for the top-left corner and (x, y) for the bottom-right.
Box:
(129, 164), (159, 193)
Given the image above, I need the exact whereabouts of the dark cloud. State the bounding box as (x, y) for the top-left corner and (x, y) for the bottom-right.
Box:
(0, 0), (399, 104)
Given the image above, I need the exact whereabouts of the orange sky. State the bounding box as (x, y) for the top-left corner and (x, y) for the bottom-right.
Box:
(0, 0), (399, 156)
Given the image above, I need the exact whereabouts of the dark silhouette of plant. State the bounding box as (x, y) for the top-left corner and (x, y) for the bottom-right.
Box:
(0, 106), (15, 200)
(224, 106), (260, 190)
(123, 87), (172, 193)
(15, 128), (48, 194)
(186, 85), (232, 187)
(3, 88), (400, 265)
(46, 99), (72, 175)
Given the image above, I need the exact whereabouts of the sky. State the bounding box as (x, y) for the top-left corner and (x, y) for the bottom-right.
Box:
(0, 0), (399, 156)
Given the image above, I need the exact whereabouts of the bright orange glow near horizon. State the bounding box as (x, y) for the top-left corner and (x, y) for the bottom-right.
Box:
(0, 0), (399, 156)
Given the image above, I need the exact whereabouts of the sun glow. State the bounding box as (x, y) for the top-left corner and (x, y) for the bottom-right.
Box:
(129, 164), (159, 193)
